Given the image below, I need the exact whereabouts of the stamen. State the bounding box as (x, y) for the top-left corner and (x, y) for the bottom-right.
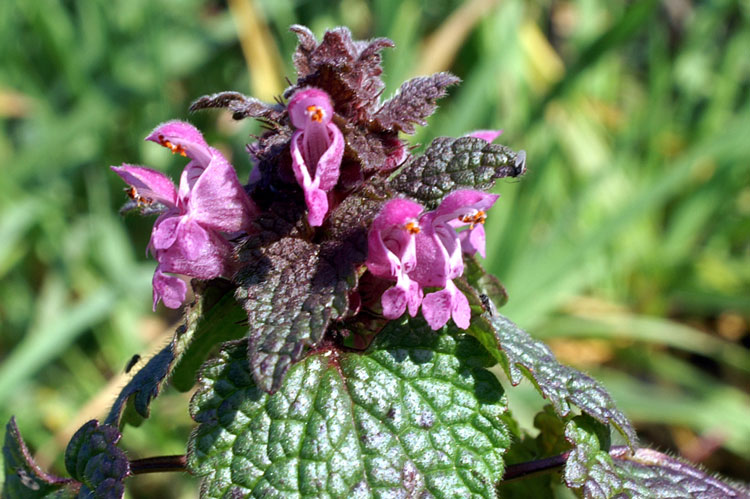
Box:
(405, 221), (421, 234)
(306, 105), (324, 123)
(125, 186), (153, 206)
(157, 135), (187, 157)
(458, 210), (486, 229)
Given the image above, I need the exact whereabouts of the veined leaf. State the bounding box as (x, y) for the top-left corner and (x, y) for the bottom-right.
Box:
(188, 318), (511, 498)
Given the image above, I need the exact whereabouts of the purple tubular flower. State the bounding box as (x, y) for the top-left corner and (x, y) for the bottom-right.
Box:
(366, 189), (499, 330)
(112, 121), (258, 309)
(288, 88), (344, 226)
(366, 199), (424, 319)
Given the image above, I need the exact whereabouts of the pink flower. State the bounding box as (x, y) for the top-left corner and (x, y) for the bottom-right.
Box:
(288, 88), (344, 226)
(366, 190), (499, 330)
(468, 129), (502, 142)
(112, 121), (258, 309)
(366, 199), (424, 320)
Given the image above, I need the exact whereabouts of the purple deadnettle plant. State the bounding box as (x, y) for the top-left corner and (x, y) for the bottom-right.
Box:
(6, 25), (745, 499)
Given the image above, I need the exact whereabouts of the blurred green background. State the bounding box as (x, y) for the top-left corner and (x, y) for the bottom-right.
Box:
(1, 0), (748, 496)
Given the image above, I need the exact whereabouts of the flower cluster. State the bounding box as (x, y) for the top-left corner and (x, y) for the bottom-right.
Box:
(113, 121), (257, 309)
(114, 82), (507, 333)
(365, 190), (499, 330)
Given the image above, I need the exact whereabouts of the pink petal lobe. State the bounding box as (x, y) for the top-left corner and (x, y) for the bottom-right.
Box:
(188, 156), (257, 233)
(450, 284), (471, 329)
(150, 213), (181, 250)
(459, 224), (486, 257)
(175, 219), (210, 261)
(111, 165), (177, 206)
(381, 286), (408, 319)
(421, 289), (453, 330)
(315, 123), (344, 191)
(305, 188), (329, 227)
(152, 268), (187, 310)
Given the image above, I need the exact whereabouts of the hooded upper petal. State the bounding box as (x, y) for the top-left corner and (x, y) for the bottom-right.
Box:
(468, 129), (503, 143)
(111, 165), (178, 207)
(366, 198), (423, 280)
(146, 120), (212, 166)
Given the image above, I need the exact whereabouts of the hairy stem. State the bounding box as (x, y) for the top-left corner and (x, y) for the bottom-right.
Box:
(502, 451), (571, 481)
(129, 455), (187, 475)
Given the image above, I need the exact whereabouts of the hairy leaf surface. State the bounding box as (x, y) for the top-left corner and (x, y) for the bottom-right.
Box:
(64, 420), (129, 499)
(390, 137), (527, 209)
(468, 313), (637, 446)
(374, 73), (460, 134)
(188, 319), (511, 498)
(565, 418), (750, 498)
(189, 91), (283, 121)
(105, 282), (230, 426)
(2, 418), (78, 498)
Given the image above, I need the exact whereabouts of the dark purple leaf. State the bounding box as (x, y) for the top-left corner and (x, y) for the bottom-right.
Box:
(373, 72), (461, 134)
(2, 417), (79, 498)
(189, 91), (283, 121)
(64, 420), (129, 499)
(288, 25), (394, 123)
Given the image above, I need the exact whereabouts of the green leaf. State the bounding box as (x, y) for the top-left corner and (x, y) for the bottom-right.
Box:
(608, 447), (750, 498)
(564, 417), (750, 498)
(64, 420), (129, 499)
(188, 319), (511, 498)
(171, 288), (247, 392)
(105, 280), (234, 426)
(461, 255), (509, 311)
(390, 136), (526, 209)
(468, 313), (637, 446)
(2, 417), (78, 498)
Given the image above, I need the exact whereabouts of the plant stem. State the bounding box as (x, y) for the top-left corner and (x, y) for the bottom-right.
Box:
(129, 455), (187, 475)
(502, 451), (571, 481)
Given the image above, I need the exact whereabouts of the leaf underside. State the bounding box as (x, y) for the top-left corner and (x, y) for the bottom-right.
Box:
(390, 136), (527, 210)
(565, 417), (750, 498)
(105, 280), (235, 426)
(468, 313), (638, 446)
(188, 318), (512, 498)
(64, 420), (129, 499)
(2, 417), (78, 498)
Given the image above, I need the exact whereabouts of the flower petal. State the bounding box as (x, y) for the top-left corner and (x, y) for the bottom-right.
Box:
(449, 282), (471, 329)
(314, 123), (344, 191)
(435, 189), (499, 220)
(288, 88), (335, 128)
(187, 155), (257, 233)
(459, 223), (486, 257)
(421, 288), (453, 330)
(146, 120), (212, 166)
(152, 268), (187, 310)
(111, 165), (177, 207)
(304, 188), (328, 227)
(468, 129), (503, 142)
(150, 212), (181, 250)
(381, 286), (408, 319)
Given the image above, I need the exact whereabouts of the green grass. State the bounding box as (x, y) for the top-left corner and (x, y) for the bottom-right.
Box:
(1, 0), (748, 495)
